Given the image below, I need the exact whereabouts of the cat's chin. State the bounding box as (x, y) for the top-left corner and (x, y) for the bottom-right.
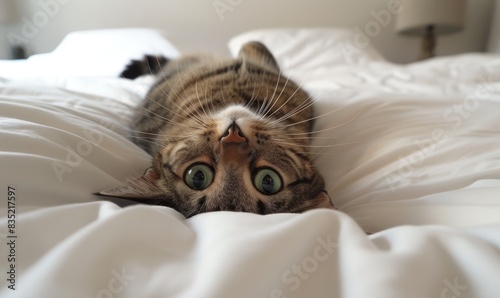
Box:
(215, 104), (259, 137)
(216, 104), (256, 119)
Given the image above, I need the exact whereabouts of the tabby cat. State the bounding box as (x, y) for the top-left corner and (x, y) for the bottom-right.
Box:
(98, 41), (335, 217)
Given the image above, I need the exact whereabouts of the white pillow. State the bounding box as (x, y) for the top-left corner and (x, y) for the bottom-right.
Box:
(26, 28), (181, 77)
(228, 28), (386, 71)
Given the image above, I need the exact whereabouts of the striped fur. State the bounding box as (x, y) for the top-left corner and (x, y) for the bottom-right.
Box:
(99, 42), (334, 217)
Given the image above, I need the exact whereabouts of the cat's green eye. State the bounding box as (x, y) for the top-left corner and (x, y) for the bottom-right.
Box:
(253, 168), (282, 195)
(184, 164), (214, 190)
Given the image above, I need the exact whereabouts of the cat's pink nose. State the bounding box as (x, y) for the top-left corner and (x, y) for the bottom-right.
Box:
(221, 124), (247, 144)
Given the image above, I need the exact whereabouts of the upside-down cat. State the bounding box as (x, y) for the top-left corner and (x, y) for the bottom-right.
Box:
(98, 41), (335, 217)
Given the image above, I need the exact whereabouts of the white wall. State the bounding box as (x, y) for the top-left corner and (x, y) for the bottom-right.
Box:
(487, 0), (499, 52)
(0, 26), (10, 59)
(2, 0), (495, 63)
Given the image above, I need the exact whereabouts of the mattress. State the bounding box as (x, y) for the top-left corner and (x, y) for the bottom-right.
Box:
(1, 28), (500, 298)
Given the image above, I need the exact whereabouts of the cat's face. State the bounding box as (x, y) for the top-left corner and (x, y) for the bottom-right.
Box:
(150, 105), (332, 217)
(98, 41), (334, 217)
(100, 104), (333, 217)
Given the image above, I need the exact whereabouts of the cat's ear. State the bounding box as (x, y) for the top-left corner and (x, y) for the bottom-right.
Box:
(294, 191), (337, 213)
(96, 167), (164, 201)
(238, 41), (280, 72)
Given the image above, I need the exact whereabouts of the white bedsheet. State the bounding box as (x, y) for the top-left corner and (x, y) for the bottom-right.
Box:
(3, 203), (500, 298)
(1, 53), (500, 297)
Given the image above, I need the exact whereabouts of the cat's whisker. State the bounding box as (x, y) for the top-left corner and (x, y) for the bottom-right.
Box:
(308, 137), (366, 161)
(122, 126), (193, 139)
(175, 64), (212, 127)
(125, 103), (202, 148)
(202, 79), (215, 116)
(220, 86), (229, 110)
(127, 138), (157, 147)
(274, 95), (314, 125)
(133, 102), (170, 145)
(269, 70), (312, 120)
(195, 79), (210, 122)
(181, 95), (208, 125)
(264, 68), (313, 122)
(271, 135), (342, 141)
(282, 101), (359, 129)
(268, 108), (363, 139)
(135, 103), (202, 130)
(121, 126), (166, 142)
(272, 140), (366, 149)
(292, 150), (357, 156)
(250, 67), (270, 115)
(244, 72), (260, 109)
(140, 90), (197, 126)
(248, 85), (263, 113)
(149, 56), (166, 76)
(146, 64), (210, 130)
(259, 67), (284, 118)
(269, 86), (318, 126)
(267, 93), (313, 126)
(127, 131), (205, 147)
(115, 129), (159, 136)
(257, 88), (270, 115)
(154, 63), (208, 128)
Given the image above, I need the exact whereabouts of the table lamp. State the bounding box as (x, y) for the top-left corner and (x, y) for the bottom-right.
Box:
(395, 0), (466, 60)
(0, 0), (25, 59)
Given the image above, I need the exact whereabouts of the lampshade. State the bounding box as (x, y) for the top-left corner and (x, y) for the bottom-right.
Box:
(396, 0), (466, 35)
(0, 0), (20, 24)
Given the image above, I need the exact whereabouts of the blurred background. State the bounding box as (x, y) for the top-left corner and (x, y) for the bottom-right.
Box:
(0, 0), (497, 63)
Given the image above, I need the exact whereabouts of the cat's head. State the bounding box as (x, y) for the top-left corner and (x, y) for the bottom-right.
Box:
(98, 42), (335, 217)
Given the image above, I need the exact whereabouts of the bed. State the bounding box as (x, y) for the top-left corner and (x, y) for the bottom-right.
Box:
(1, 28), (500, 298)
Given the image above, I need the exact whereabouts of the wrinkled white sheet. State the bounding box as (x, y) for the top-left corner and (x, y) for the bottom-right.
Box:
(1, 53), (500, 297)
(2, 203), (500, 298)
